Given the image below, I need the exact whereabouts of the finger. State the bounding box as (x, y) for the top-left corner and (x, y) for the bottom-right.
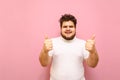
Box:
(90, 34), (96, 40)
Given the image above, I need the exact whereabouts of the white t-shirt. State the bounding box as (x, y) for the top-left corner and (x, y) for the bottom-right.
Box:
(48, 37), (89, 80)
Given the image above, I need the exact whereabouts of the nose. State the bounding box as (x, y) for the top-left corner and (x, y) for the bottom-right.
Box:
(66, 26), (70, 30)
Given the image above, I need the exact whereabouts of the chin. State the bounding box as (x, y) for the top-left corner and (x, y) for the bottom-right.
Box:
(61, 33), (76, 40)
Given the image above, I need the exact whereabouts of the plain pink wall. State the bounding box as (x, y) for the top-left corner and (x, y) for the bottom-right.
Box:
(0, 0), (120, 80)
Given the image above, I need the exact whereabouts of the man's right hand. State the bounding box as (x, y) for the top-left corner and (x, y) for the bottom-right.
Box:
(43, 35), (53, 53)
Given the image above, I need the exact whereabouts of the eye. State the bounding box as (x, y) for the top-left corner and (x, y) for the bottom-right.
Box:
(69, 26), (74, 28)
(62, 26), (67, 28)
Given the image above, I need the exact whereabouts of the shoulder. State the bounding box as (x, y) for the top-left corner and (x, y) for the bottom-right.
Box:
(51, 37), (60, 41)
(75, 38), (87, 49)
(51, 37), (61, 43)
(75, 37), (86, 44)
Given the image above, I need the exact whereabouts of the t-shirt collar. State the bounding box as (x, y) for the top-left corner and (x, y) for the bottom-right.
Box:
(60, 36), (76, 43)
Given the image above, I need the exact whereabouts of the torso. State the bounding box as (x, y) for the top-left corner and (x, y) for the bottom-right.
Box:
(49, 37), (89, 80)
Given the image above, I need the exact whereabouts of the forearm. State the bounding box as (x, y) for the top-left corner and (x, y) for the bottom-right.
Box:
(86, 50), (99, 68)
(39, 49), (51, 67)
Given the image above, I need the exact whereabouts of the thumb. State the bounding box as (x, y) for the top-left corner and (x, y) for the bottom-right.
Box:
(90, 34), (96, 40)
(44, 34), (49, 40)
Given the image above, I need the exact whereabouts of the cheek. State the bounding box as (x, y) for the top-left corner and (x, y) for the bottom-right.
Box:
(61, 28), (65, 32)
(61, 29), (64, 34)
(72, 29), (76, 32)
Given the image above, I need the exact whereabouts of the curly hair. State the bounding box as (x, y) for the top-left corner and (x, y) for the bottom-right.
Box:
(59, 14), (77, 28)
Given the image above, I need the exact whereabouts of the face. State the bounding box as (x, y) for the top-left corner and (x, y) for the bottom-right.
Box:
(61, 21), (76, 40)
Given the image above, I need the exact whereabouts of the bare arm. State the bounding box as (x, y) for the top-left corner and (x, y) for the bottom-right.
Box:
(85, 34), (99, 68)
(39, 36), (53, 67)
(39, 48), (52, 67)
(86, 48), (99, 68)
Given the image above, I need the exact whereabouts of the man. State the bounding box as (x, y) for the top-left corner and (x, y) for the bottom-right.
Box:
(39, 14), (99, 80)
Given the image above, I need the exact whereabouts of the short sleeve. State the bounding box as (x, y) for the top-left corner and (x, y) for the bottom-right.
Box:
(48, 50), (54, 56)
(48, 38), (54, 56)
(82, 41), (90, 59)
(83, 48), (89, 59)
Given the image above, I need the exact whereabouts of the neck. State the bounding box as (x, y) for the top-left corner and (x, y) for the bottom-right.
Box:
(60, 36), (76, 42)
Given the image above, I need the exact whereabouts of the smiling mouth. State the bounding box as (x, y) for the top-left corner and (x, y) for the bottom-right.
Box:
(65, 31), (72, 34)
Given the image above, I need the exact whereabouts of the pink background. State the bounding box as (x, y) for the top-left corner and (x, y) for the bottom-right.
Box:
(0, 0), (120, 80)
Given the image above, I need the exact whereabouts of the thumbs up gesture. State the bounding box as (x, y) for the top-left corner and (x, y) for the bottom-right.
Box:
(85, 34), (96, 53)
(43, 35), (53, 53)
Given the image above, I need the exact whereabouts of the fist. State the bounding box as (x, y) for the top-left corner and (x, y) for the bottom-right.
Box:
(43, 35), (53, 53)
(85, 34), (96, 53)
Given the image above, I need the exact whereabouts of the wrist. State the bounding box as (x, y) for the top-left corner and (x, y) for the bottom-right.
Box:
(89, 48), (97, 54)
